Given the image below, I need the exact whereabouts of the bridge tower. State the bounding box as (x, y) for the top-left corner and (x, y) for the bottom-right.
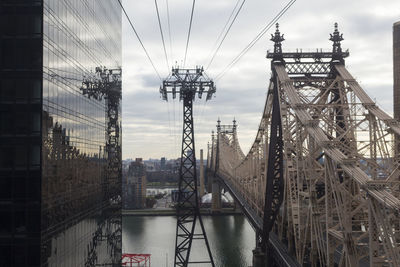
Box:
(208, 131), (216, 193)
(160, 66), (216, 267)
(199, 149), (205, 196)
(211, 119), (241, 212)
(212, 119), (222, 212)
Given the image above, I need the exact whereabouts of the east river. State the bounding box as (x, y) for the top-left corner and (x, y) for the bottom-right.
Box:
(123, 215), (255, 267)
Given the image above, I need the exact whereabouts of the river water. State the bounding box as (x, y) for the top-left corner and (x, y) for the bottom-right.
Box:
(123, 215), (255, 267)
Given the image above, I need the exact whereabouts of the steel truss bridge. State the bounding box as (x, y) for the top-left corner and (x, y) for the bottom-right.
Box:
(207, 24), (400, 267)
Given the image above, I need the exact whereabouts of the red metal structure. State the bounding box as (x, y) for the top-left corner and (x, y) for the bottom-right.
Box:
(122, 254), (151, 267)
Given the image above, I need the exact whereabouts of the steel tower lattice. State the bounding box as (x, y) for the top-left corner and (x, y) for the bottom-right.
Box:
(160, 67), (216, 267)
(80, 67), (122, 265)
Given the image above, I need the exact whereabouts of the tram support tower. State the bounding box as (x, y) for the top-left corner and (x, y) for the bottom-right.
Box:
(80, 66), (122, 263)
(81, 67), (122, 202)
(160, 67), (216, 266)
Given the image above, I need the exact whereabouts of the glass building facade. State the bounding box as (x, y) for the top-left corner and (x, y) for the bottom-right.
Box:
(0, 0), (122, 266)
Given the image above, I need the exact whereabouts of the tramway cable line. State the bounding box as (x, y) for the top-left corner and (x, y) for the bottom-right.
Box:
(196, 0), (247, 132)
(154, 0), (175, 140)
(183, 0), (196, 67)
(118, 0), (176, 143)
(155, 0), (170, 71)
(117, 0), (162, 81)
(215, 0), (297, 80)
(166, 0), (173, 67)
(206, 0), (247, 70)
(205, 0), (242, 64)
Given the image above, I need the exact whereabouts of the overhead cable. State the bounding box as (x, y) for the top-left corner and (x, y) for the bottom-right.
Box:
(208, 0), (241, 57)
(215, 0), (296, 80)
(155, 0), (170, 72)
(117, 0), (162, 80)
(154, 0), (174, 142)
(206, 0), (246, 70)
(183, 0), (196, 67)
(166, 0), (173, 66)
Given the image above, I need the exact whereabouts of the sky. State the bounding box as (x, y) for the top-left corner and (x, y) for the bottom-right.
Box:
(121, 0), (400, 160)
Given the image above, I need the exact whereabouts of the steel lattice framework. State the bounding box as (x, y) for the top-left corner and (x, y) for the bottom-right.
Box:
(81, 67), (122, 202)
(80, 67), (122, 266)
(209, 24), (400, 266)
(160, 67), (216, 266)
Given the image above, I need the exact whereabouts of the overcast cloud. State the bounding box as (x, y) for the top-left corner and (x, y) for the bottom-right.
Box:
(121, 0), (400, 160)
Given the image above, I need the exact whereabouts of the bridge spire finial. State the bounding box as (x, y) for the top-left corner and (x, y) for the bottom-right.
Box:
(330, 22), (345, 63)
(271, 23), (285, 62)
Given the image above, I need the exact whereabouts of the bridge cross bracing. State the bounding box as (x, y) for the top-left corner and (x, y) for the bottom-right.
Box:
(208, 24), (400, 267)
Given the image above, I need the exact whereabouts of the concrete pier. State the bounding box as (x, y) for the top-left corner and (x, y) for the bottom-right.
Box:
(211, 181), (222, 212)
(252, 247), (265, 267)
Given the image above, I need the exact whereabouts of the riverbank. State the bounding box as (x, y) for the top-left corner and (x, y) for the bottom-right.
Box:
(122, 208), (242, 216)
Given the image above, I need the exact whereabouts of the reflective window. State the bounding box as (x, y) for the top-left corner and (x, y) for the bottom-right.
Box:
(1, 39), (15, 68)
(41, 0), (121, 264)
(0, 2), (44, 267)
(0, 178), (12, 200)
(14, 210), (27, 233)
(0, 79), (15, 101)
(0, 245), (12, 266)
(15, 146), (27, 168)
(31, 112), (41, 133)
(0, 147), (13, 168)
(29, 145), (40, 167)
(15, 112), (28, 134)
(0, 211), (12, 235)
(1, 0), (121, 266)
(0, 111), (13, 135)
(15, 80), (28, 102)
(31, 79), (41, 102)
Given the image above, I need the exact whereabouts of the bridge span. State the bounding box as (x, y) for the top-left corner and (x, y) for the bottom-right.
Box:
(207, 24), (400, 267)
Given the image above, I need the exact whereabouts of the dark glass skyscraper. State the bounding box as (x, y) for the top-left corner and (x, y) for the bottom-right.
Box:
(0, 0), (122, 266)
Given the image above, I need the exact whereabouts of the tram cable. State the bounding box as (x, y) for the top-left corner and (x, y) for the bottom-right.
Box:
(117, 0), (162, 81)
(207, 0), (241, 60)
(183, 0), (196, 67)
(165, 0), (173, 67)
(155, 0), (170, 71)
(215, 0), (296, 80)
(206, 0), (247, 70)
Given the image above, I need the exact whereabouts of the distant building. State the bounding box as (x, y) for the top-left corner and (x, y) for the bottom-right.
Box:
(161, 157), (166, 170)
(394, 21), (400, 158)
(125, 158), (147, 209)
(123, 158), (134, 171)
(0, 1), (121, 266)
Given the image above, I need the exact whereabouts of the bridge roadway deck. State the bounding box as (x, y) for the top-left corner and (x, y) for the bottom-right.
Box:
(214, 171), (301, 267)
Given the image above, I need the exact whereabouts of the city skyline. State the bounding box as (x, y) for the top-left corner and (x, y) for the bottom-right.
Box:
(1, 1), (399, 266)
(122, 0), (400, 160)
